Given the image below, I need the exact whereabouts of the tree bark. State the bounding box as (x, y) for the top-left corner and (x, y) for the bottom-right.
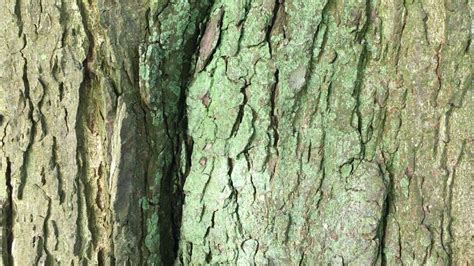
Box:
(0, 0), (472, 265)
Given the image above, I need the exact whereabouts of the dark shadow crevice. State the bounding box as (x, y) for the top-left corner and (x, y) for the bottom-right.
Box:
(4, 158), (13, 265)
(147, 2), (215, 264)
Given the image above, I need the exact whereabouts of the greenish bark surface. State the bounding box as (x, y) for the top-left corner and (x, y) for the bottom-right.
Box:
(0, 0), (472, 265)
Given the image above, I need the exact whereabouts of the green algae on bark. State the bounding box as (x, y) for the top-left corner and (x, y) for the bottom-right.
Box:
(178, 0), (473, 264)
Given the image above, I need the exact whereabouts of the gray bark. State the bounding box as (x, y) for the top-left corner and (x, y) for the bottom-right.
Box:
(0, 0), (472, 265)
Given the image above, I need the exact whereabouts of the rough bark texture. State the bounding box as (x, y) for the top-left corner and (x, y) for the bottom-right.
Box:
(0, 0), (472, 265)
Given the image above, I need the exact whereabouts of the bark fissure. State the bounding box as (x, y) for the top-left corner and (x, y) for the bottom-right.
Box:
(379, 160), (394, 266)
(75, 0), (99, 259)
(230, 82), (250, 137)
(14, 0), (23, 36)
(139, 1), (215, 263)
(42, 196), (53, 264)
(4, 158), (13, 266)
(266, 0), (281, 56)
(270, 70), (280, 154)
(18, 39), (34, 200)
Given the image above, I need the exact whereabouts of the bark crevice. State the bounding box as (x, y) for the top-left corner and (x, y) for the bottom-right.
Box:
(4, 158), (13, 266)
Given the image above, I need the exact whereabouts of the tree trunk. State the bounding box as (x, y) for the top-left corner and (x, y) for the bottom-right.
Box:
(0, 0), (471, 265)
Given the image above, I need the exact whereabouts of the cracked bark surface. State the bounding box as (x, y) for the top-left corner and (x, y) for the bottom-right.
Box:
(0, 0), (472, 265)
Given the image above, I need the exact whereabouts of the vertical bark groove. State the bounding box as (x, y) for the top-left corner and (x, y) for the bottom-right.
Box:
(3, 158), (13, 266)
